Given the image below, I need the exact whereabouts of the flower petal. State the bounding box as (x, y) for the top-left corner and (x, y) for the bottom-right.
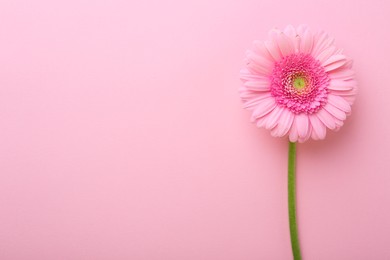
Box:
(284, 25), (299, 52)
(240, 68), (267, 81)
(246, 50), (274, 73)
(244, 80), (270, 91)
(322, 54), (347, 72)
(316, 108), (336, 130)
(284, 24), (297, 38)
(251, 97), (276, 119)
(311, 126), (320, 140)
(298, 125), (312, 143)
(289, 117), (299, 142)
(276, 32), (294, 57)
(328, 91), (357, 106)
(295, 113), (309, 138)
(269, 29), (294, 56)
(327, 94), (351, 113)
(334, 117), (344, 127)
(256, 115), (268, 127)
(309, 114), (327, 140)
(296, 24), (309, 34)
(253, 40), (274, 62)
(324, 62), (348, 73)
(342, 95), (357, 105)
(246, 60), (270, 75)
(242, 93), (272, 108)
(265, 105), (284, 129)
(271, 109), (294, 137)
(329, 69), (355, 80)
(239, 89), (261, 101)
(297, 25), (313, 53)
(322, 54), (346, 66)
(311, 31), (334, 57)
(316, 45), (337, 63)
(323, 103), (346, 121)
(328, 79), (356, 91)
(264, 40), (282, 61)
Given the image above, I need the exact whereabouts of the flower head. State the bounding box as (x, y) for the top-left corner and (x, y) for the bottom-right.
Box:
(240, 25), (357, 142)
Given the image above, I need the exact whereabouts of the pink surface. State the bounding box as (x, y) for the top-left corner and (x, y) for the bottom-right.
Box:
(0, 0), (389, 259)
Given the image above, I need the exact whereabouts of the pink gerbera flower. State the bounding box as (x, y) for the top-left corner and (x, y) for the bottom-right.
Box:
(239, 25), (357, 142)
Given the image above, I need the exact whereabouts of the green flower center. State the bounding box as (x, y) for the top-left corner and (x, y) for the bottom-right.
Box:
(293, 77), (306, 90)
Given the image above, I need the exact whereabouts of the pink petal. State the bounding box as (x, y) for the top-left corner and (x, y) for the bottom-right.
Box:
(342, 95), (357, 105)
(311, 127), (320, 140)
(239, 89), (262, 101)
(265, 106), (283, 129)
(345, 59), (354, 69)
(322, 54), (348, 72)
(316, 108), (336, 130)
(253, 40), (274, 62)
(296, 25), (308, 53)
(244, 80), (270, 91)
(299, 28), (313, 53)
(264, 40), (282, 61)
(276, 32), (294, 57)
(246, 60), (270, 75)
(328, 79), (356, 91)
(316, 45), (337, 63)
(327, 94), (351, 113)
(328, 91), (357, 106)
(323, 103), (346, 121)
(334, 48), (343, 54)
(309, 114), (326, 140)
(311, 31), (334, 57)
(328, 89), (357, 96)
(288, 117), (299, 142)
(284, 25), (299, 52)
(251, 97), (276, 119)
(322, 54), (347, 67)
(239, 68), (267, 82)
(295, 113), (309, 138)
(296, 24), (309, 35)
(242, 93), (272, 108)
(271, 109), (294, 137)
(284, 24), (297, 38)
(324, 61), (348, 73)
(334, 117), (344, 127)
(329, 69), (355, 80)
(298, 125), (312, 143)
(256, 116), (268, 127)
(246, 50), (273, 73)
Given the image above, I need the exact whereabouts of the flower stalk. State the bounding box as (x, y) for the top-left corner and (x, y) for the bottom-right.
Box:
(288, 141), (302, 260)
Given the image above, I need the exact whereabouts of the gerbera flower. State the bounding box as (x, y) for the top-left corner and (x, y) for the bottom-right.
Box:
(239, 25), (357, 142)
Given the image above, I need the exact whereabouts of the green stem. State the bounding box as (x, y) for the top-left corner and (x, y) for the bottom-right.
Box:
(288, 141), (302, 260)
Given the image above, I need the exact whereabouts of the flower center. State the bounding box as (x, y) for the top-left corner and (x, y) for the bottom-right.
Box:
(293, 76), (306, 90)
(270, 53), (330, 114)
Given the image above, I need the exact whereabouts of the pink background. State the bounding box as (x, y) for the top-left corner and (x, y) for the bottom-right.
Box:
(0, 0), (389, 259)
